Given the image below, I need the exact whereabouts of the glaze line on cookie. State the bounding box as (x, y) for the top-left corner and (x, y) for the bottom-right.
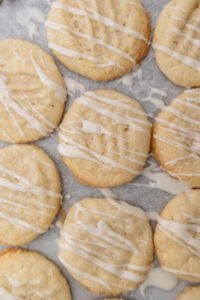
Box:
(52, 2), (149, 44)
(153, 44), (200, 73)
(30, 50), (67, 103)
(48, 42), (123, 70)
(46, 20), (136, 66)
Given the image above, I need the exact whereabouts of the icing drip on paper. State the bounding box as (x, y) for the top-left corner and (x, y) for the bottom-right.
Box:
(140, 87), (168, 110)
(139, 267), (178, 297)
(64, 77), (86, 97)
(16, 7), (45, 39)
(130, 159), (191, 195)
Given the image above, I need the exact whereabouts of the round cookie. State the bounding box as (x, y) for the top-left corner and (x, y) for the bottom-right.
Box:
(153, 0), (200, 87)
(0, 144), (62, 245)
(0, 39), (67, 143)
(152, 88), (200, 188)
(0, 247), (71, 300)
(177, 286), (200, 300)
(154, 190), (200, 282)
(58, 90), (151, 188)
(59, 198), (154, 295)
(46, 0), (151, 81)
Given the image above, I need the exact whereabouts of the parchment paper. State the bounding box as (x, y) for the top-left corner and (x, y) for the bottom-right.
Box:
(0, 0), (192, 299)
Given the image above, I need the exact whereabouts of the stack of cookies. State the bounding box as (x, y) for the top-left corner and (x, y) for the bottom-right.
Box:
(0, 0), (200, 299)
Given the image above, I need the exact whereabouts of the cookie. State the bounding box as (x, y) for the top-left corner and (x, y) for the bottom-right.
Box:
(0, 39), (67, 143)
(154, 190), (200, 282)
(152, 88), (200, 188)
(0, 144), (61, 245)
(46, 0), (150, 81)
(58, 90), (151, 188)
(176, 286), (200, 300)
(153, 0), (200, 87)
(59, 198), (154, 295)
(0, 247), (71, 300)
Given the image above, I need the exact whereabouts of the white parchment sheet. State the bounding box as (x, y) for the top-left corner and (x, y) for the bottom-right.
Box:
(0, 0), (196, 299)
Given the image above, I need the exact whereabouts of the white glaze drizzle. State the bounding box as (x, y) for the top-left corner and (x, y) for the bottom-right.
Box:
(0, 211), (46, 233)
(60, 199), (152, 289)
(31, 155), (55, 168)
(64, 77), (86, 98)
(130, 159), (191, 195)
(60, 256), (133, 291)
(30, 51), (66, 103)
(0, 75), (54, 138)
(140, 87), (168, 110)
(168, 5), (186, 12)
(6, 276), (23, 288)
(0, 288), (22, 300)
(0, 164), (61, 199)
(49, 42), (123, 70)
(52, 2), (149, 44)
(0, 197), (53, 217)
(162, 266), (200, 279)
(172, 27), (200, 47)
(75, 96), (150, 134)
(59, 133), (140, 175)
(139, 267), (178, 297)
(46, 20), (136, 66)
(153, 43), (200, 72)
(16, 7), (45, 39)
(186, 23), (200, 34)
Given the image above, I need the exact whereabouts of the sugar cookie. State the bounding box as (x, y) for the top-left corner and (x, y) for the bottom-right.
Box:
(58, 90), (151, 188)
(46, 0), (150, 81)
(0, 248), (71, 300)
(153, 0), (200, 87)
(0, 39), (66, 143)
(0, 144), (61, 245)
(152, 88), (200, 188)
(59, 198), (153, 295)
(154, 190), (200, 282)
(177, 286), (200, 300)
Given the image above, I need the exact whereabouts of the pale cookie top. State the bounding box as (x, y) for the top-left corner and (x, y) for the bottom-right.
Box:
(177, 286), (200, 300)
(152, 88), (200, 188)
(46, 0), (150, 81)
(0, 39), (67, 143)
(0, 248), (72, 300)
(0, 144), (61, 245)
(58, 90), (151, 188)
(153, 0), (200, 87)
(154, 190), (200, 283)
(59, 198), (153, 295)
